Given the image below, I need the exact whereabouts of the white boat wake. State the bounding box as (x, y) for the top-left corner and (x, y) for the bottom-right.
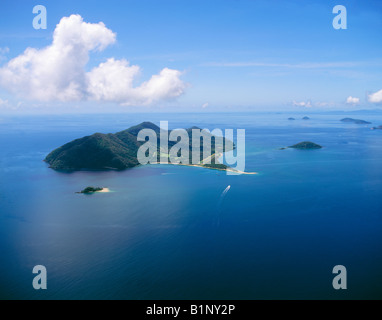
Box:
(216, 185), (231, 227)
(220, 185), (231, 198)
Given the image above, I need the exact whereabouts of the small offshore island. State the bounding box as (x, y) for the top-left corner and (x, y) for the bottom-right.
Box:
(45, 122), (256, 175)
(280, 141), (323, 150)
(76, 187), (110, 194)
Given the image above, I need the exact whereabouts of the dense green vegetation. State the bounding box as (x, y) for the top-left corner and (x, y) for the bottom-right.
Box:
(79, 187), (103, 194)
(45, 122), (234, 171)
(45, 132), (141, 170)
(203, 163), (229, 170)
(289, 141), (322, 149)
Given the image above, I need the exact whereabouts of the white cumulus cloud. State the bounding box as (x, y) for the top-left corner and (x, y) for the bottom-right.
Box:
(0, 15), (186, 106)
(368, 89), (382, 104)
(87, 59), (185, 105)
(346, 96), (360, 105)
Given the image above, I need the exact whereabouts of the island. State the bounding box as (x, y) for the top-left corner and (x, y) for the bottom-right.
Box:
(371, 125), (382, 130)
(45, 122), (255, 174)
(289, 141), (322, 149)
(280, 141), (322, 150)
(302, 116), (310, 120)
(341, 118), (371, 125)
(288, 117), (296, 120)
(76, 187), (109, 194)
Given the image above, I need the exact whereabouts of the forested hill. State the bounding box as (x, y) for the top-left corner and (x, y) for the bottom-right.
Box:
(45, 122), (233, 171)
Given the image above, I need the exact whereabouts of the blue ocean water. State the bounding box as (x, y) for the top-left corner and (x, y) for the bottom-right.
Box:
(0, 112), (382, 300)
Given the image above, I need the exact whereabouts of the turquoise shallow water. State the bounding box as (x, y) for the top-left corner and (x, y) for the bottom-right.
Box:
(1, 112), (382, 299)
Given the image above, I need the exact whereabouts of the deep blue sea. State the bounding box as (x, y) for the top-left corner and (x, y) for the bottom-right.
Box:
(1, 112), (382, 300)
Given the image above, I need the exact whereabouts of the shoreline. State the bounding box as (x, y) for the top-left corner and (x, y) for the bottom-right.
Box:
(156, 152), (257, 175)
(157, 162), (257, 175)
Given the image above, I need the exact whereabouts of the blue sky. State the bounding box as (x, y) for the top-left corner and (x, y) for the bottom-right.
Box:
(0, 0), (381, 113)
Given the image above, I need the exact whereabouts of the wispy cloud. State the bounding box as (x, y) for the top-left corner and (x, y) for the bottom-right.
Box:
(0, 47), (9, 62)
(0, 97), (8, 107)
(292, 100), (312, 108)
(0, 47), (9, 54)
(292, 100), (338, 108)
(202, 61), (372, 69)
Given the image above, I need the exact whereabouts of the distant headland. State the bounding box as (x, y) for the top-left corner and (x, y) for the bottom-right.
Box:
(341, 118), (371, 125)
